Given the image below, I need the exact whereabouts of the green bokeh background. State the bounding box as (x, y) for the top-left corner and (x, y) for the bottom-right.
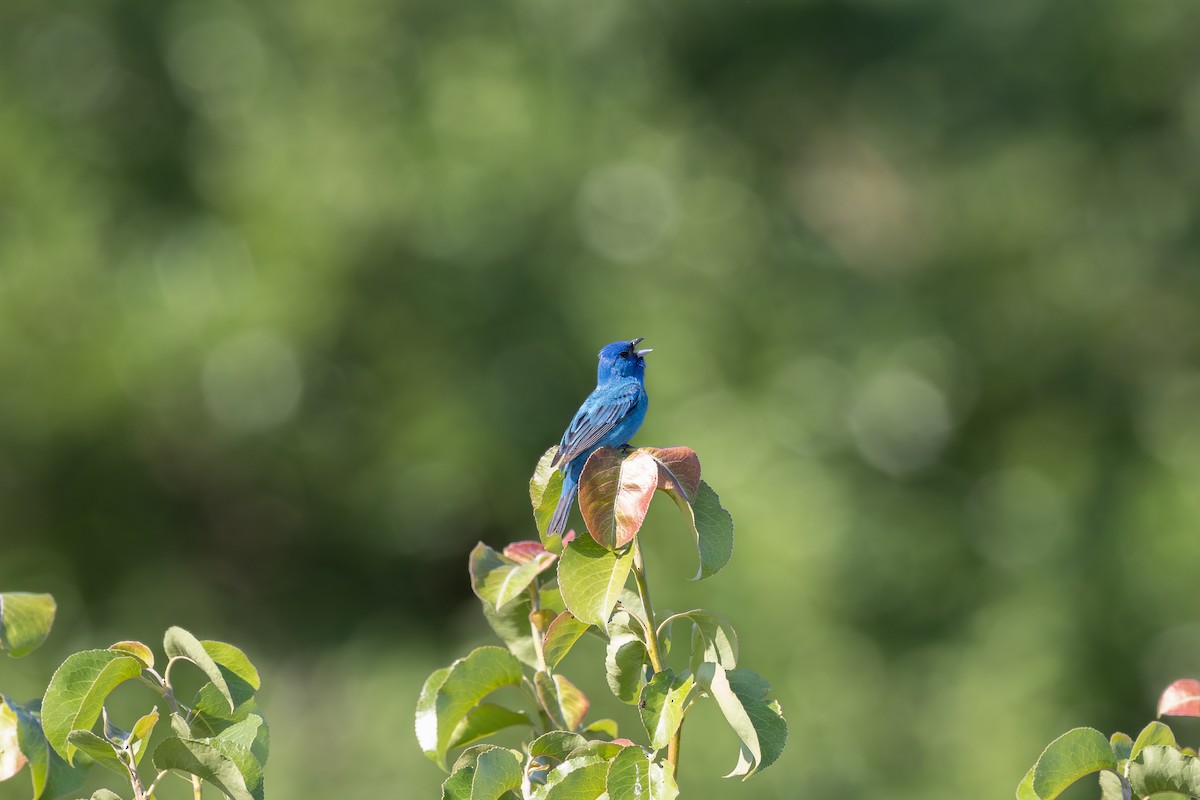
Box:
(4, 0), (1200, 797)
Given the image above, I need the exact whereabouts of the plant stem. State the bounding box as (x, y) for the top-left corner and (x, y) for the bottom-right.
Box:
(630, 537), (683, 780)
(630, 539), (663, 673)
(528, 583), (547, 673)
(192, 774), (203, 800)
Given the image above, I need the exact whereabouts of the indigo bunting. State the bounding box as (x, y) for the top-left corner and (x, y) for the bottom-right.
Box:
(547, 338), (652, 538)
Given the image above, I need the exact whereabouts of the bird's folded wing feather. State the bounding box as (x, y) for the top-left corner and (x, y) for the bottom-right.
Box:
(553, 383), (643, 466)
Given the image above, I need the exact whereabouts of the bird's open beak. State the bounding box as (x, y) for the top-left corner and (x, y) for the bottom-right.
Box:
(631, 337), (652, 357)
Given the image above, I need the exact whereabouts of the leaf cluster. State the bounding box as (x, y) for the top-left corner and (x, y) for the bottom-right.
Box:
(1, 593), (268, 800)
(417, 445), (787, 798)
(1017, 679), (1200, 800)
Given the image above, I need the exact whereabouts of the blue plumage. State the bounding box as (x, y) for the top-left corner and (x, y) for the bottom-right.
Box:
(547, 338), (651, 538)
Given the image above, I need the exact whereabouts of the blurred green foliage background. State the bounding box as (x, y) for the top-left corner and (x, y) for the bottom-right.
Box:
(3, 0), (1200, 797)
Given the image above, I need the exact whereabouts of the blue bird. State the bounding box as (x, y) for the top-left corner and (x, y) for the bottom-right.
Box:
(547, 338), (652, 539)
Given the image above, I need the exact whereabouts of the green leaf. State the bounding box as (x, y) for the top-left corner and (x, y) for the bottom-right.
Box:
(128, 709), (159, 766)
(442, 745), (491, 800)
(470, 746), (524, 800)
(470, 543), (557, 610)
(1129, 745), (1200, 797)
(3, 696), (85, 800)
(41, 650), (144, 764)
(577, 448), (659, 549)
(689, 482), (734, 580)
(696, 664), (787, 780)
(543, 612), (590, 671)
(90, 790), (124, 800)
(1110, 732), (1132, 764)
(107, 641), (153, 670)
(1098, 770), (1131, 800)
(0, 593), (57, 658)
(536, 672), (589, 731)
(605, 633), (649, 705)
(1015, 727), (1117, 800)
(531, 447), (566, 552)
(581, 719), (619, 738)
(639, 670), (693, 751)
(530, 731), (589, 762)
(65, 730), (124, 776)
(201, 641), (261, 698)
(152, 736), (257, 800)
(164, 627), (234, 714)
(530, 754), (609, 800)
(482, 585), (563, 669)
(415, 647), (525, 770)
(558, 535), (634, 627)
(1131, 720), (1176, 760)
(657, 610), (738, 673)
(448, 703), (529, 750)
(606, 745), (679, 800)
(604, 606), (650, 703)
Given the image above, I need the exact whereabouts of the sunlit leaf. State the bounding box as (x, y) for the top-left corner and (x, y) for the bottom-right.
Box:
(529, 753), (609, 800)
(201, 641), (261, 695)
(504, 541), (553, 564)
(415, 647), (525, 770)
(41, 650), (144, 764)
(448, 703), (529, 750)
(639, 670), (692, 752)
(1128, 745), (1200, 797)
(577, 447), (659, 549)
(607, 744), (679, 800)
(605, 633), (649, 705)
(107, 641), (153, 670)
(543, 612), (590, 671)
(1159, 679), (1200, 718)
(695, 664), (787, 780)
(470, 543), (556, 610)
(3, 696), (84, 800)
(164, 627), (234, 714)
(90, 790), (124, 800)
(127, 709), (159, 767)
(1098, 770), (1131, 800)
(1130, 720), (1175, 760)
(531, 447), (566, 552)
(0, 698), (24, 782)
(657, 610), (738, 673)
(536, 672), (589, 731)
(470, 746), (524, 800)
(1015, 727), (1117, 800)
(558, 534), (634, 627)
(152, 736), (257, 800)
(0, 594), (56, 658)
(581, 719), (618, 738)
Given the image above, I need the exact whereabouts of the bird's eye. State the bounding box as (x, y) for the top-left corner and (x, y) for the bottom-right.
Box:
(620, 351), (630, 359)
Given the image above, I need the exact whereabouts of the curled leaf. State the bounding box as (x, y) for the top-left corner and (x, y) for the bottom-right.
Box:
(1159, 679), (1200, 718)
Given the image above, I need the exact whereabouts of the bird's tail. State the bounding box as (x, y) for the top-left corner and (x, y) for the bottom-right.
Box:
(547, 472), (577, 540)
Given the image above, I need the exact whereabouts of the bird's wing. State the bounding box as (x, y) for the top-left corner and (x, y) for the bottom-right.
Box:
(553, 383), (643, 467)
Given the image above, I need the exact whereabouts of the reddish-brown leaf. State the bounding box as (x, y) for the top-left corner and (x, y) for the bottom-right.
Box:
(643, 446), (702, 503)
(1159, 678), (1200, 717)
(503, 541), (553, 565)
(577, 447), (659, 549)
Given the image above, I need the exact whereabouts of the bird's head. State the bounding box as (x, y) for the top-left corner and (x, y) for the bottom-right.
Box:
(597, 338), (651, 381)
